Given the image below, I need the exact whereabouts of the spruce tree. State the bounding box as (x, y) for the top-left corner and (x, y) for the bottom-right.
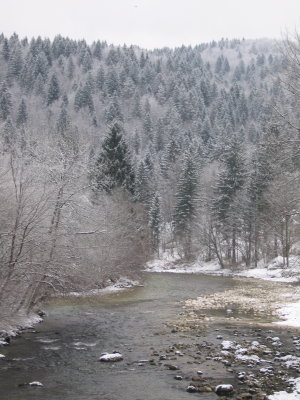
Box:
(0, 82), (12, 121)
(16, 99), (28, 126)
(173, 154), (198, 257)
(212, 134), (246, 265)
(47, 73), (60, 105)
(92, 123), (135, 194)
(149, 193), (161, 252)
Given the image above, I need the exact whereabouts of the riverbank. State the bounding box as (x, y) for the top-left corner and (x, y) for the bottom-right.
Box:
(146, 252), (300, 329)
(0, 277), (141, 340)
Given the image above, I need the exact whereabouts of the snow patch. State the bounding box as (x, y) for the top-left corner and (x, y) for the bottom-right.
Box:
(66, 277), (140, 297)
(276, 300), (300, 327)
(269, 377), (300, 400)
(98, 352), (123, 362)
(221, 340), (236, 350)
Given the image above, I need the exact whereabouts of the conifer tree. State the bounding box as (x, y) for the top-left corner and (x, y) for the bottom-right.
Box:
(2, 38), (9, 61)
(0, 82), (12, 120)
(149, 193), (161, 253)
(92, 123), (135, 194)
(47, 73), (60, 105)
(212, 134), (246, 264)
(173, 154), (198, 257)
(16, 99), (28, 126)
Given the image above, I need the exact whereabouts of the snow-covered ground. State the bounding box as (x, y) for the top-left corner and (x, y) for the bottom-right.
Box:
(146, 252), (300, 329)
(268, 377), (300, 400)
(1, 313), (43, 338)
(146, 252), (300, 282)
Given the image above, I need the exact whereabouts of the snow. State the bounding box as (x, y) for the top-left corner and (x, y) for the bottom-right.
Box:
(235, 354), (261, 363)
(221, 340), (236, 350)
(0, 353), (5, 358)
(29, 381), (43, 387)
(146, 252), (300, 328)
(276, 300), (300, 327)
(37, 338), (59, 344)
(73, 341), (97, 347)
(146, 254), (300, 282)
(66, 277), (140, 297)
(276, 355), (300, 369)
(99, 352), (123, 362)
(1, 313), (43, 338)
(268, 377), (300, 400)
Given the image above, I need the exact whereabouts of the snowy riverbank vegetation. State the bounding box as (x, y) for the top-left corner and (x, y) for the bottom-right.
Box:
(0, 32), (299, 329)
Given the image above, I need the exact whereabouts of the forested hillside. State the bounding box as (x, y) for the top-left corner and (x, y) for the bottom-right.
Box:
(0, 33), (299, 320)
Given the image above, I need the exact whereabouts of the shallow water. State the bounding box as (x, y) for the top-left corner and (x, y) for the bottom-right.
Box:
(0, 273), (286, 400)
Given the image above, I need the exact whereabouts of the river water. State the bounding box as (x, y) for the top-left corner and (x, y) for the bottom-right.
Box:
(0, 273), (285, 400)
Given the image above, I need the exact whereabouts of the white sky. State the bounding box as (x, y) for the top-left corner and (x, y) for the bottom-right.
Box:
(1, 0), (300, 49)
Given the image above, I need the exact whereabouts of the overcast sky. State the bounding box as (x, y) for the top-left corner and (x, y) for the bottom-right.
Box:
(1, 0), (300, 49)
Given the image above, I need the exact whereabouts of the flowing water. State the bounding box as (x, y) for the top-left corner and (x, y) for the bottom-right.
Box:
(0, 273), (286, 400)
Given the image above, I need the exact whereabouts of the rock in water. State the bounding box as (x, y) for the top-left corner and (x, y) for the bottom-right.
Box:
(98, 352), (123, 362)
(29, 381), (43, 387)
(174, 375), (183, 380)
(186, 385), (198, 393)
(215, 384), (234, 396)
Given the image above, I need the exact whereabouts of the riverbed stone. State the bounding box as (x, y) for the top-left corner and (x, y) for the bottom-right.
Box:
(186, 385), (197, 393)
(236, 393), (253, 400)
(215, 384), (234, 396)
(98, 352), (123, 362)
(164, 363), (180, 370)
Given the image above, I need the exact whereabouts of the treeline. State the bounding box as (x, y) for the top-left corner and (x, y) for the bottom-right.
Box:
(0, 33), (299, 320)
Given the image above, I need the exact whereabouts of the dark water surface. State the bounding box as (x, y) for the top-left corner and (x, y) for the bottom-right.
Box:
(0, 273), (275, 400)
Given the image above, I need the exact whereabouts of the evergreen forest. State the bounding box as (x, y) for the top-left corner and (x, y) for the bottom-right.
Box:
(0, 33), (299, 320)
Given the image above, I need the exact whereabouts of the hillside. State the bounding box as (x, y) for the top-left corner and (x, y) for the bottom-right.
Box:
(0, 33), (299, 321)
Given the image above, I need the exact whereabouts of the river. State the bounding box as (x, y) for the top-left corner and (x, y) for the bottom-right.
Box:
(0, 273), (295, 400)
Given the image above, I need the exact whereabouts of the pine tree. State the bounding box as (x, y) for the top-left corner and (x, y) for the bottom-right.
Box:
(47, 73), (60, 105)
(105, 97), (123, 123)
(0, 82), (12, 120)
(56, 106), (70, 134)
(135, 160), (152, 205)
(92, 123), (135, 194)
(16, 99), (28, 126)
(2, 38), (9, 61)
(2, 118), (15, 150)
(149, 193), (161, 252)
(213, 134), (246, 221)
(173, 154), (198, 257)
(212, 134), (246, 265)
(93, 41), (102, 60)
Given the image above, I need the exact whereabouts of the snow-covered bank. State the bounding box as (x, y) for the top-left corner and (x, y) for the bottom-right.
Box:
(0, 277), (141, 338)
(146, 252), (300, 328)
(268, 377), (300, 400)
(64, 277), (142, 297)
(146, 253), (300, 283)
(0, 313), (43, 339)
